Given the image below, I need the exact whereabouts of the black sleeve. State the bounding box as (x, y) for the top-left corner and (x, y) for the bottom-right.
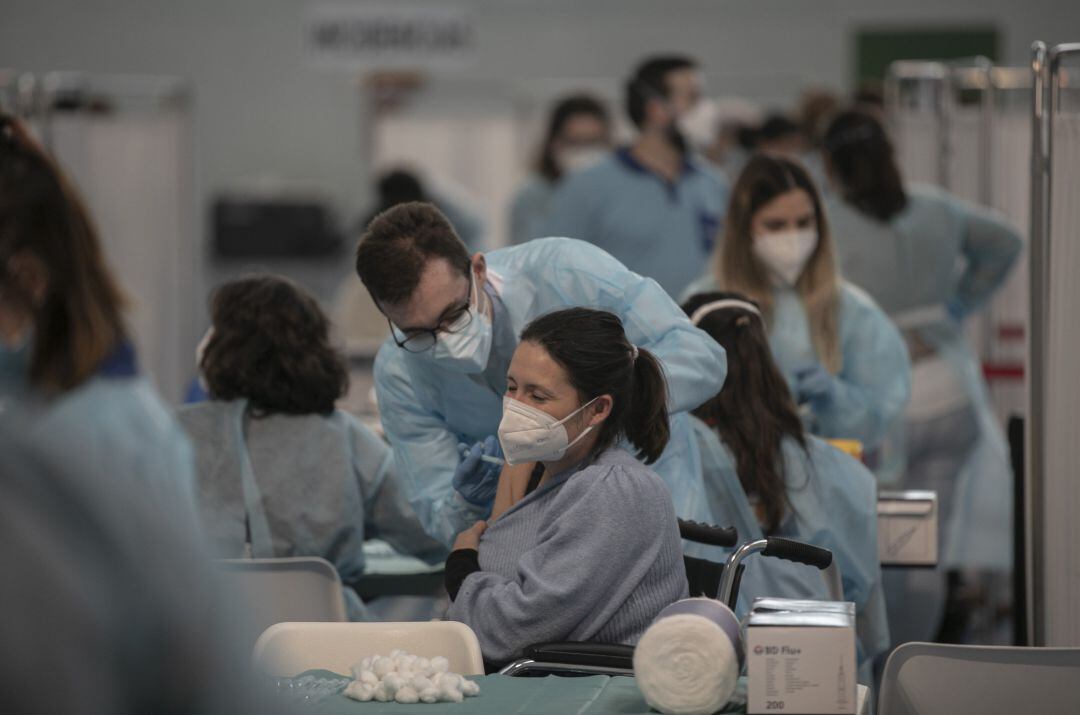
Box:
(444, 548), (481, 601)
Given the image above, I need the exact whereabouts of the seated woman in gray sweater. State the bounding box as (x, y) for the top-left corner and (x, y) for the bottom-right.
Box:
(178, 276), (444, 620)
(444, 307), (689, 665)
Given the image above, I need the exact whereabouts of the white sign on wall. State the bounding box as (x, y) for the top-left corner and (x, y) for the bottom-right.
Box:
(304, 4), (475, 71)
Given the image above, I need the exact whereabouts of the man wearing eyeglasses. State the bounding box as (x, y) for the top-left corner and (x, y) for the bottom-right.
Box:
(355, 201), (727, 547)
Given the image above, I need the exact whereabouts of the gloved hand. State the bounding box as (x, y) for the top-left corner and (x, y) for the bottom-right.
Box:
(452, 436), (504, 507)
(945, 297), (966, 324)
(794, 362), (836, 407)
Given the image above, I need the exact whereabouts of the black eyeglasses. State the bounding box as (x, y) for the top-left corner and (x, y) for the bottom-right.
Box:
(387, 274), (477, 353)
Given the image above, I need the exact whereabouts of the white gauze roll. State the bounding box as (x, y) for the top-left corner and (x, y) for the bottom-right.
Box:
(633, 598), (743, 715)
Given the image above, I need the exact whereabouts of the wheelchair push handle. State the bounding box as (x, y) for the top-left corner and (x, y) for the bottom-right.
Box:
(761, 537), (833, 570)
(678, 519), (738, 548)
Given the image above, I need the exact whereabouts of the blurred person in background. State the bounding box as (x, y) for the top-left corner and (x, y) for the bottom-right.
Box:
(823, 108), (1022, 645)
(0, 114), (196, 517)
(685, 154), (910, 482)
(543, 55), (728, 298)
(361, 167), (487, 252)
(756, 112), (805, 158)
(509, 93), (612, 245)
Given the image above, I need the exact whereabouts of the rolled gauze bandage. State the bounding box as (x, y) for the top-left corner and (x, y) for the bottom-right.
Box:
(633, 598), (743, 715)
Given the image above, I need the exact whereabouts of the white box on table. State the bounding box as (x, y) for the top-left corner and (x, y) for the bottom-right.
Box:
(745, 599), (856, 715)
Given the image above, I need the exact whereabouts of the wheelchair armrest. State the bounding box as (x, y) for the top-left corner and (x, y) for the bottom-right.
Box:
(524, 641), (635, 670)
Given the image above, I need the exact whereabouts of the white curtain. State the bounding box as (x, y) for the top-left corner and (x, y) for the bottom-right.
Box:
(986, 111), (1033, 422)
(947, 106), (984, 204)
(1043, 112), (1080, 645)
(49, 112), (194, 403)
(893, 112), (942, 187)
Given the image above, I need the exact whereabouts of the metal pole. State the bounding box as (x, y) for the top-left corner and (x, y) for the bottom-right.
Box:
(1025, 41), (1049, 648)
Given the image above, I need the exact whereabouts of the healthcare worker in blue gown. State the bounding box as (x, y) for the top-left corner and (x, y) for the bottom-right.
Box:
(355, 202), (726, 547)
(542, 55), (728, 298)
(508, 93), (612, 246)
(681, 291), (887, 683)
(822, 109), (1023, 644)
(684, 154), (910, 480)
(0, 115), (196, 518)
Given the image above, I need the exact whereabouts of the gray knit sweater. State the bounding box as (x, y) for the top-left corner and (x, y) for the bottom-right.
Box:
(446, 447), (688, 664)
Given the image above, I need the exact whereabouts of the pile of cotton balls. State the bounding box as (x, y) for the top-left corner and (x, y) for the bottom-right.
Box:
(343, 650), (481, 704)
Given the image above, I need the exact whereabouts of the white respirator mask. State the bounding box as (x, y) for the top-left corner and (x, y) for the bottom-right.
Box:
(677, 98), (720, 152)
(497, 396), (599, 465)
(427, 277), (494, 374)
(752, 228), (818, 286)
(555, 145), (608, 175)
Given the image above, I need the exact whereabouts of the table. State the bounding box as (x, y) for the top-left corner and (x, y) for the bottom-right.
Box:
(282, 671), (870, 715)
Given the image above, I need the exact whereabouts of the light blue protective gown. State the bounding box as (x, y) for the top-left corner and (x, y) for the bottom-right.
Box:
(684, 275), (911, 470)
(508, 173), (557, 246)
(0, 341), (199, 524)
(373, 237), (727, 547)
(177, 399), (446, 620)
(542, 148), (729, 298)
(691, 416), (887, 681)
(827, 185), (1022, 571)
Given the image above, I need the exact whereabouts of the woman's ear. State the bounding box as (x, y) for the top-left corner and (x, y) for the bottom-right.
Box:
(587, 394), (614, 427)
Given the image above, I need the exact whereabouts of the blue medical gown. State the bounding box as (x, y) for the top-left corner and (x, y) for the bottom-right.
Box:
(684, 275), (911, 458)
(827, 186), (1022, 569)
(542, 149), (728, 297)
(508, 174), (557, 246)
(177, 400), (445, 620)
(374, 237), (727, 546)
(1, 369), (199, 527)
(690, 416), (888, 678)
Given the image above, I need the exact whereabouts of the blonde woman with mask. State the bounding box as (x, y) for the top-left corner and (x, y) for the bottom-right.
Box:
(685, 154), (910, 474)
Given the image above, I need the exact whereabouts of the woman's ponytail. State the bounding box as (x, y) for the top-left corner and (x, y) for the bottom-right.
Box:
(624, 347), (669, 464)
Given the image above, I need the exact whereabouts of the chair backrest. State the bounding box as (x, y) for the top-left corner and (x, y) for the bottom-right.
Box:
(215, 557), (347, 652)
(253, 622), (485, 677)
(878, 642), (1080, 715)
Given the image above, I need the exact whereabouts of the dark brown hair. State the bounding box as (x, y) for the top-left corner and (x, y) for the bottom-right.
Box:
(823, 108), (908, 221)
(536, 94), (611, 182)
(519, 307), (669, 464)
(200, 275), (347, 416)
(0, 114), (128, 395)
(682, 291), (806, 534)
(355, 201), (471, 307)
(716, 153), (843, 374)
(625, 54), (698, 128)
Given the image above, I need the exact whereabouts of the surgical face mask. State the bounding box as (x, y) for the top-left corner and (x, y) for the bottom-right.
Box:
(555, 145), (607, 175)
(677, 98), (719, 152)
(498, 395), (599, 465)
(427, 276), (493, 374)
(752, 228), (818, 286)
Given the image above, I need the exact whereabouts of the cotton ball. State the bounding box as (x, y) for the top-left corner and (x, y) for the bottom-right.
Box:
(420, 687), (439, 704)
(439, 672), (464, 691)
(344, 681), (374, 702)
(373, 682), (393, 702)
(430, 656), (450, 673)
(382, 672), (405, 695)
(372, 656), (393, 678)
(412, 675), (434, 692)
(415, 656), (431, 672)
(439, 682), (464, 703)
(462, 679), (480, 697)
(358, 670), (379, 688)
(390, 649), (406, 659)
(395, 686), (420, 704)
